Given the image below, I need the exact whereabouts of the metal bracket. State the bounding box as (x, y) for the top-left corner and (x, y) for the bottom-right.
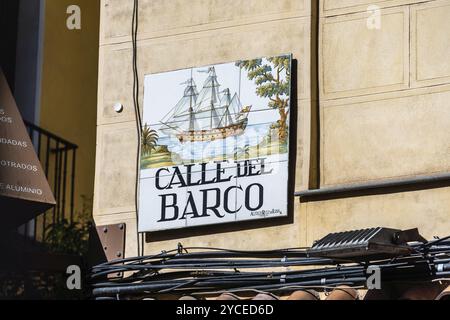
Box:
(96, 223), (126, 262)
(394, 228), (427, 245)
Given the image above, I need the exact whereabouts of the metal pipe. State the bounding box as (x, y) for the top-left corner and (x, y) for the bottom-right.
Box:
(53, 140), (60, 223)
(295, 172), (450, 199)
(62, 147), (68, 221)
(70, 150), (76, 223)
(57, 143), (63, 221)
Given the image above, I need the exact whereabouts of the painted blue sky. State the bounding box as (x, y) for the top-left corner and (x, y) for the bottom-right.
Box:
(142, 58), (290, 130)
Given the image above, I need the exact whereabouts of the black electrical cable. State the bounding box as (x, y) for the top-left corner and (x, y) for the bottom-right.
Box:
(132, 0), (142, 130)
(92, 246), (316, 268)
(421, 235), (450, 249)
(132, 0), (144, 258)
(89, 248), (437, 277)
(89, 239), (450, 299)
(90, 258), (420, 283)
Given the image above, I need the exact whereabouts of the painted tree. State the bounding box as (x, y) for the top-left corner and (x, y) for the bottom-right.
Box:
(234, 145), (250, 160)
(236, 56), (291, 142)
(141, 124), (159, 156)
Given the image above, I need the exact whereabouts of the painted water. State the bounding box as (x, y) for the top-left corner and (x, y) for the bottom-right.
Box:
(141, 122), (288, 170)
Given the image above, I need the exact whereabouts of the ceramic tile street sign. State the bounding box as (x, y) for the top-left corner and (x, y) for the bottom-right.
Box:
(139, 55), (292, 232)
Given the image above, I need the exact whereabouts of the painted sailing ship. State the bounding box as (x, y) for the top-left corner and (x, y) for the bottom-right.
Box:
(160, 67), (252, 143)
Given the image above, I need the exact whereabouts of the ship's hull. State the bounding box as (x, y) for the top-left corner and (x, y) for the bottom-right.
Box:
(177, 120), (248, 143)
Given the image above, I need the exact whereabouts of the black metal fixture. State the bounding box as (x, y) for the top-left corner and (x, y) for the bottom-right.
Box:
(307, 227), (427, 260)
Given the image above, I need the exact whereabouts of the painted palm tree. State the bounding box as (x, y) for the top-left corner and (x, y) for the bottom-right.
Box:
(234, 145), (250, 160)
(141, 124), (159, 156)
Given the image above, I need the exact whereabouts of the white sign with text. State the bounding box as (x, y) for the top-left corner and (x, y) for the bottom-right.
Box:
(139, 55), (292, 232)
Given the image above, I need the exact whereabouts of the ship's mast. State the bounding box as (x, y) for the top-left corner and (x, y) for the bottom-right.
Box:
(219, 88), (234, 127)
(209, 67), (219, 130)
(210, 101), (214, 129)
(188, 77), (196, 132)
(196, 67), (241, 130)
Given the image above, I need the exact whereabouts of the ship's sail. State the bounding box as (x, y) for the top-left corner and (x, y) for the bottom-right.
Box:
(160, 66), (251, 143)
(231, 93), (246, 121)
(194, 67), (223, 130)
(160, 78), (199, 133)
(218, 89), (234, 127)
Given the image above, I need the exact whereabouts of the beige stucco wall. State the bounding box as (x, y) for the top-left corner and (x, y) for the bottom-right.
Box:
(95, 0), (450, 258)
(315, 0), (450, 243)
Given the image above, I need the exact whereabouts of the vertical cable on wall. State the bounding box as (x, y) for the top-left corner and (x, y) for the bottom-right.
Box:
(132, 0), (144, 257)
